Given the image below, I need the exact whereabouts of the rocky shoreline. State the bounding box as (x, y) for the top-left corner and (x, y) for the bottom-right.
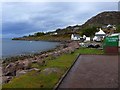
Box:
(2, 41), (80, 84)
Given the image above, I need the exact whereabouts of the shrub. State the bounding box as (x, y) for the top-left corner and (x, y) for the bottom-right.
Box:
(116, 25), (120, 32)
(81, 26), (98, 37)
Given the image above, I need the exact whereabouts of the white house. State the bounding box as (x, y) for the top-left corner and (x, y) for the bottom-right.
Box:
(106, 24), (116, 29)
(71, 34), (81, 40)
(83, 35), (86, 39)
(82, 35), (90, 42)
(84, 37), (91, 42)
(93, 28), (106, 42)
(50, 32), (58, 35)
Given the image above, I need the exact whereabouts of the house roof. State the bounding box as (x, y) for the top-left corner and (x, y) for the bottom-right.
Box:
(107, 24), (112, 28)
(95, 28), (106, 35)
(73, 34), (81, 38)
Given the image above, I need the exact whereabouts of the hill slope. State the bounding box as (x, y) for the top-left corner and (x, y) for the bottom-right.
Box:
(82, 11), (120, 27)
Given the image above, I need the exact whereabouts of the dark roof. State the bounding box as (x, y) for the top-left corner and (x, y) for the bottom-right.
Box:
(73, 34), (80, 38)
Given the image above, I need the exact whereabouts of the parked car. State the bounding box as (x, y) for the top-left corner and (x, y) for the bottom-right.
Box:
(87, 44), (100, 48)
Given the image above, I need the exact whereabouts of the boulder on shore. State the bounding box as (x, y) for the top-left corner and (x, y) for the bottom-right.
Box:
(42, 68), (61, 75)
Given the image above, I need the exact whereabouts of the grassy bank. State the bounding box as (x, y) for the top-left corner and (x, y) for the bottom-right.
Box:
(3, 48), (104, 88)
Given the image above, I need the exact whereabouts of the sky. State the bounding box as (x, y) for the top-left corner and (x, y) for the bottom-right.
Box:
(1, 2), (119, 38)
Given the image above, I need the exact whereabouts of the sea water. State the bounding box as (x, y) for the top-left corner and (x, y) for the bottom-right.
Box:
(1, 38), (59, 58)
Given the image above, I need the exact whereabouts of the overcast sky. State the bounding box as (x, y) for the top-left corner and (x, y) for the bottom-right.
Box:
(2, 2), (118, 38)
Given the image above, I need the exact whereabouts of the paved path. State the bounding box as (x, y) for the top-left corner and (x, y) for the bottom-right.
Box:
(58, 55), (118, 88)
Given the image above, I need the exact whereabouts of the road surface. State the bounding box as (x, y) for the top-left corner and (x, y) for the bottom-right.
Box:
(58, 55), (118, 88)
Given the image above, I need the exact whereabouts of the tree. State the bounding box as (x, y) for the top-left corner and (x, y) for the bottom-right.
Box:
(34, 32), (45, 37)
(28, 35), (34, 37)
(116, 25), (120, 33)
(81, 26), (98, 37)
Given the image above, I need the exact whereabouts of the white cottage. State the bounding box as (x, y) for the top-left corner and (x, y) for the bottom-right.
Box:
(82, 35), (90, 42)
(50, 32), (58, 35)
(84, 37), (91, 42)
(83, 35), (86, 39)
(93, 28), (106, 42)
(71, 34), (81, 40)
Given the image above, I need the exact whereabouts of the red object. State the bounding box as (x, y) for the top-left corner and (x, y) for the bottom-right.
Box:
(104, 46), (119, 54)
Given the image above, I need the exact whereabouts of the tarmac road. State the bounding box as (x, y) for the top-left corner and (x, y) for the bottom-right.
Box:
(58, 55), (118, 88)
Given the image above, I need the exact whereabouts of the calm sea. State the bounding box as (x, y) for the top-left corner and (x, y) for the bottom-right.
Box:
(1, 38), (59, 58)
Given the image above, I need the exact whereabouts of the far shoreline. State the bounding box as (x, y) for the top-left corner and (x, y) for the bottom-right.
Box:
(12, 37), (71, 43)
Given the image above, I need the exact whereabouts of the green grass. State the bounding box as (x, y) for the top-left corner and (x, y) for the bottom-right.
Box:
(2, 48), (104, 88)
(37, 35), (70, 40)
(76, 47), (104, 55)
(3, 53), (78, 88)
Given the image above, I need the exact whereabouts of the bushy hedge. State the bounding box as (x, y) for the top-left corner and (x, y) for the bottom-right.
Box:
(116, 25), (120, 32)
(81, 26), (98, 37)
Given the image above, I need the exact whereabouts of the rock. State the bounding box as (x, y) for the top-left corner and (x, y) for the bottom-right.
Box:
(16, 70), (27, 77)
(2, 76), (12, 84)
(15, 61), (24, 70)
(28, 68), (40, 72)
(3, 60), (32, 76)
(31, 68), (40, 71)
(16, 68), (40, 77)
(37, 60), (46, 66)
(42, 68), (61, 75)
(52, 52), (60, 59)
(5, 63), (15, 69)
(3, 63), (16, 76)
(31, 60), (38, 63)
(23, 60), (32, 69)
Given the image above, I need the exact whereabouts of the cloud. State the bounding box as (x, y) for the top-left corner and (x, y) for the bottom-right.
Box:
(2, 2), (118, 38)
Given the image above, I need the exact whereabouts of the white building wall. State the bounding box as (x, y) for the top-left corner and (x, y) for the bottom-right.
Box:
(84, 37), (90, 42)
(71, 34), (74, 40)
(71, 34), (80, 40)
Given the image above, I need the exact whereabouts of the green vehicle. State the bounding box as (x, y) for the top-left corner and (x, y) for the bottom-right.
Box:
(103, 35), (119, 47)
(103, 35), (119, 54)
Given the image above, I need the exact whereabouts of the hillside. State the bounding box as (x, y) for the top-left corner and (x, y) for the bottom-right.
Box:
(82, 11), (120, 27)
(13, 11), (120, 41)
